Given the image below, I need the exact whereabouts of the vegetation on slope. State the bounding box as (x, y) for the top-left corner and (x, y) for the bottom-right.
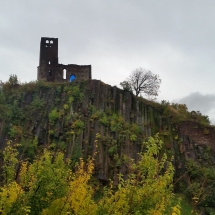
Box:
(0, 75), (214, 214)
(0, 135), (180, 215)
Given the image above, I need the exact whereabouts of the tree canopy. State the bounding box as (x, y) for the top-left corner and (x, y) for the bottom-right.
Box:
(0, 135), (180, 215)
(120, 68), (161, 99)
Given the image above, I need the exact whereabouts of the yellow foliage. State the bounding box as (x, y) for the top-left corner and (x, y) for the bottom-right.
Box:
(42, 158), (97, 215)
(0, 182), (23, 215)
(171, 205), (181, 215)
(0, 135), (180, 215)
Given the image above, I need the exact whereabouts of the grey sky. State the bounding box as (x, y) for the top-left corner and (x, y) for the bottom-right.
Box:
(175, 92), (215, 123)
(1, 0), (215, 123)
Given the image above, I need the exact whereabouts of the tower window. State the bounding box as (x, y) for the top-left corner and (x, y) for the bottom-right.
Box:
(50, 40), (53, 44)
(63, 69), (66, 79)
(49, 61), (51, 64)
(46, 40), (49, 43)
(70, 74), (76, 82)
(49, 70), (52, 76)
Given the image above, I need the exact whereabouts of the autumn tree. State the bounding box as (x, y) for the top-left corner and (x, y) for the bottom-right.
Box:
(0, 136), (180, 215)
(97, 134), (180, 215)
(120, 68), (161, 99)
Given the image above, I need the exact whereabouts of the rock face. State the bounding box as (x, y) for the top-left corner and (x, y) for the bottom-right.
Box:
(0, 80), (214, 183)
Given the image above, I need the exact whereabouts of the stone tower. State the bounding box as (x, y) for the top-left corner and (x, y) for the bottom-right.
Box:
(37, 37), (91, 82)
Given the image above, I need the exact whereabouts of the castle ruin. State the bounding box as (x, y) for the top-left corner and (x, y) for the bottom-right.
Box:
(37, 37), (91, 82)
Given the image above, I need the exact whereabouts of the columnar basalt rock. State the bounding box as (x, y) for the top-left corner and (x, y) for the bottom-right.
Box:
(37, 37), (91, 82)
(1, 78), (215, 185)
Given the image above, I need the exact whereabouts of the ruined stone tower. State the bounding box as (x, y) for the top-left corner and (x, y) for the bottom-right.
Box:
(37, 37), (91, 82)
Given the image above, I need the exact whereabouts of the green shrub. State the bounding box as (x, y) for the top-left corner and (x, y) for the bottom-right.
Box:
(48, 109), (59, 124)
(72, 119), (84, 130)
(31, 97), (44, 110)
(99, 114), (109, 126)
(108, 145), (117, 156)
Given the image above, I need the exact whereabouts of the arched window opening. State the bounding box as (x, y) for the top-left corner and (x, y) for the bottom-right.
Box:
(49, 70), (52, 76)
(45, 45), (48, 48)
(46, 40), (49, 43)
(63, 69), (66, 79)
(50, 40), (53, 44)
(48, 61), (51, 64)
(70, 74), (76, 82)
(49, 45), (52, 48)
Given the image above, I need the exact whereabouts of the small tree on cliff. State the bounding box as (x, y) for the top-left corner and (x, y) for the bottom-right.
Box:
(120, 68), (161, 99)
(8, 74), (19, 85)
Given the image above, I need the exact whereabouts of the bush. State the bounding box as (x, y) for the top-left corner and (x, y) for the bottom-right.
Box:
(48, 109), (59, 124)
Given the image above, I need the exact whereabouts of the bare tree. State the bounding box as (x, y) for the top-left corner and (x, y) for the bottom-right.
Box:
(120, 68), (161, 98)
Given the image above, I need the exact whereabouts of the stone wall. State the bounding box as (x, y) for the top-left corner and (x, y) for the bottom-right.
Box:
(37, 37), (91, 82)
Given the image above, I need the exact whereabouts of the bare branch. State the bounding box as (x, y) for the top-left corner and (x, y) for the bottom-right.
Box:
(121, 67), (161, 99)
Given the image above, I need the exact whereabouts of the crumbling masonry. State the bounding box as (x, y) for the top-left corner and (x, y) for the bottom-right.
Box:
(37, 37), (91, 82)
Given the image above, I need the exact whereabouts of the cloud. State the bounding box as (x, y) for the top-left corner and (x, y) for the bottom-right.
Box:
(175, 92), (215, 124)
(1, 0), (215, 106)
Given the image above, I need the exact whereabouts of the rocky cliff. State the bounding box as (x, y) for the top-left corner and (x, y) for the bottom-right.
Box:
(0, 80), (214, 185)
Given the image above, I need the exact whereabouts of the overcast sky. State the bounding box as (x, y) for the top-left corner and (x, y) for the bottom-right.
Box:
(1, 0), (215, 123)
